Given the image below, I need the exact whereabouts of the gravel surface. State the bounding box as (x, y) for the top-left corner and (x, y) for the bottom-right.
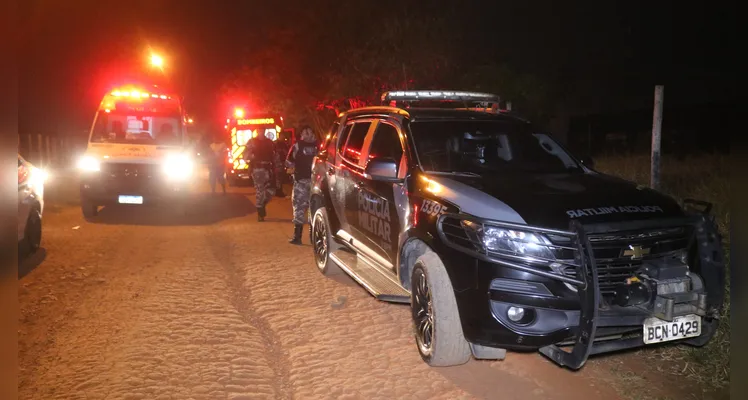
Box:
(18, 176), (637, 400)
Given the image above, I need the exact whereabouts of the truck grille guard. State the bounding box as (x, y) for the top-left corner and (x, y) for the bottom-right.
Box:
(436, 205), (725, 370)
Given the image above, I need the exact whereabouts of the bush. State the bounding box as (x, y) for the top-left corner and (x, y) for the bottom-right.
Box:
(594, 154), (730, 391)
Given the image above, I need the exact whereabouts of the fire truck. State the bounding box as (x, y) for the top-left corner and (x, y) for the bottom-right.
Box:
(224, 109), (285, 186)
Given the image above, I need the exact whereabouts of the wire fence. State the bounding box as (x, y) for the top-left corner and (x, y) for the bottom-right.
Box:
(18, 133), (89, 169)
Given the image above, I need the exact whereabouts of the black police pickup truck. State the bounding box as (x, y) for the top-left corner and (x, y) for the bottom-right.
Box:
(308, 90), (725, 369)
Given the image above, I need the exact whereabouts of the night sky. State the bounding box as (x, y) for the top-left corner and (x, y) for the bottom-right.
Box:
(18, 0), (733, 136)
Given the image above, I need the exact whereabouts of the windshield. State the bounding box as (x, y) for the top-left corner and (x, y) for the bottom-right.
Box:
(410, 120), (582, 174)
(90, 110), (183, 146)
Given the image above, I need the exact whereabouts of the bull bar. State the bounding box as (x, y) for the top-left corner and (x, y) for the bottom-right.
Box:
(436, 199), (725, 370)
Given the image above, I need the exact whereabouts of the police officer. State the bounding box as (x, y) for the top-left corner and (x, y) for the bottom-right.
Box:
(246, 128), (278, 221)
(286, 125), (318, 244)
(273, 130), (292, 197)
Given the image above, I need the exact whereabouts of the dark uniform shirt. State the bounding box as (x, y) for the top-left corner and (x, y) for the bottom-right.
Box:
(286, 141), (319, 181)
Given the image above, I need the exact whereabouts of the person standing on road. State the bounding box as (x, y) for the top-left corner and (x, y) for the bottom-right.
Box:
(285, 125), (319, 244)
(208, 134), (227, 195)
(273, 130), (293, 198)
(246, 128), (278, 221)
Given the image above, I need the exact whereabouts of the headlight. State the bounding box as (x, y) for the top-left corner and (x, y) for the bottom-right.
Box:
(77, 156), (100, 172)
(27, 166), (48, 191)
(163, 154), (194, 180)
(462, 221), (556, 260)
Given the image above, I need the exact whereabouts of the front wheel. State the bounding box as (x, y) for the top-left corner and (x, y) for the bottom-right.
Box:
(411, 251), (471, 367)
(22, 208), (42, 254)
(311, 207), (341, 276)
(81, 199), (98, 221)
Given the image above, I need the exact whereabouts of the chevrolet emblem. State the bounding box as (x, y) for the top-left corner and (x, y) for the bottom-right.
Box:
(622, 245), (650, 260)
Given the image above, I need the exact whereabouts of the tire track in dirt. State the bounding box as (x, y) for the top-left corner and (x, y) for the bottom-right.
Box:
(206, 224), (293, 400)
(20, 208), (280, 399)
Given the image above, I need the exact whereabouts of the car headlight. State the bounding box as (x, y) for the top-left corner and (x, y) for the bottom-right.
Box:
(163, 154), (194, 180)
(77, 156), (100, 172)
(462, 221), (556, 260)
(27, 166), (48, 192)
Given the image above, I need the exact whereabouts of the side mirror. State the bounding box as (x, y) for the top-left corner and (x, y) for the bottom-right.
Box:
(580, 155), (595, 169)
(365, 157), (401, 182)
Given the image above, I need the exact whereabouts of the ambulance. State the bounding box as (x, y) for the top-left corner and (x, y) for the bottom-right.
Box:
(224, 110), (284, 185)
(77, 83), (196, 219)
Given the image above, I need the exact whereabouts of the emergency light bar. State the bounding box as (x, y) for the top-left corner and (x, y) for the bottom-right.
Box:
(110, 89), (172, 100)
(382, 90), (500, 104)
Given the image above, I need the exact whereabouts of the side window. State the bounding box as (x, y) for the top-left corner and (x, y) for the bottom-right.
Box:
(341, 122), (371, 165)
(367, 122), (404, 164)
(337, 124), (354, 155)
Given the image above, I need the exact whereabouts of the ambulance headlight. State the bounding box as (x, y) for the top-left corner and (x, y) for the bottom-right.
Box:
(77, 156), (100, 172)
(163, 154), (194, 180)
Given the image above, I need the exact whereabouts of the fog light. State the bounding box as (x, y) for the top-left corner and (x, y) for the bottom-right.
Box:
(507, 307), (525, 322)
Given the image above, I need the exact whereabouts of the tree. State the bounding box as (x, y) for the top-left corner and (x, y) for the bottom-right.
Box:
(458, 64), (557, 125)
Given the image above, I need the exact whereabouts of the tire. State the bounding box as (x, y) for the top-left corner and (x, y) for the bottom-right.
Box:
(311, 207), (341, 276)
(22, 208), (42, 254)
(411, 251), (471, 367)
(81, 199), (98, 220)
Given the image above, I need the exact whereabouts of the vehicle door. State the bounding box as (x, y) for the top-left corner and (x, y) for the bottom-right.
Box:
(327, 121), (357, 233)
(337, 119), (376, 243)
(319, 120), (346, 225)
(355, 119), (407, 268)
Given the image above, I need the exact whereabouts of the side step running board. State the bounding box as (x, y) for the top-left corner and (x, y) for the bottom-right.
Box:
(329, 250), (411, 304)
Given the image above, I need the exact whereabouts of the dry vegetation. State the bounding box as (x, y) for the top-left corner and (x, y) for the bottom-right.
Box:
(595, 153), (730, 394)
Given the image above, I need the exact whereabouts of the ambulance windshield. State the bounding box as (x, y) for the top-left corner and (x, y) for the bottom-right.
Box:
(90, 110), (183, 146)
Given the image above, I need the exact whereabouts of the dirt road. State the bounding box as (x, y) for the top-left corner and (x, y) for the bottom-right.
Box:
(17, 178), (690, 400)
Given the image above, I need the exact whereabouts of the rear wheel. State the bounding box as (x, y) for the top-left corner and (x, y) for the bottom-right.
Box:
(311, 207), (341, 276)
(81, 199), (98, 221)
(411, 251), (471, 367)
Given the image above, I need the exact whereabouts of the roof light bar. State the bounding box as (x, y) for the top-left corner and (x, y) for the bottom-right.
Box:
(110, 87), (172, 100)
(382, 90), (500, 104)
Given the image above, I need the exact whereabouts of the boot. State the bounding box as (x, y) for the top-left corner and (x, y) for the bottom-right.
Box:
(257, 206), (266, 222)
(289, 224), (303, 245)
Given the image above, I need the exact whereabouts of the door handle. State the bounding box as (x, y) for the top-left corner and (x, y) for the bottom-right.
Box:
(353, 181), (364, 190)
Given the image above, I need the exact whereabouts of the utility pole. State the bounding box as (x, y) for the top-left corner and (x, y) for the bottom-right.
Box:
(650, 85), (664, 190)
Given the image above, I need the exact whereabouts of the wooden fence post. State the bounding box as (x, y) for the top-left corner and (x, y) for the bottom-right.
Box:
(650, 85), (664, 190)
(36, 134), (43, 166)
(45, 135), (51, 168)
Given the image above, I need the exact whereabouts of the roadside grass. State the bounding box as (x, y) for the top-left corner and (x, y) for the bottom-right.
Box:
(594, 153), (730, 393)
